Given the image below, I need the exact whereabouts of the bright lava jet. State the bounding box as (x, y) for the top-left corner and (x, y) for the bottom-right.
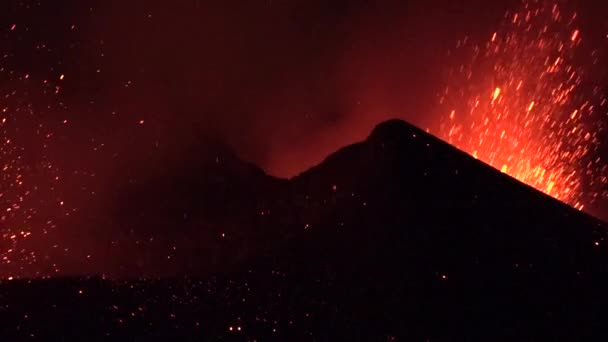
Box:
(437, 0), (608, 211)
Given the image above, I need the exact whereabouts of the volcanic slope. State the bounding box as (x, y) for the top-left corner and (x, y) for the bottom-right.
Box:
(256, 118), (608, 339)
(2, 119), (608, 341)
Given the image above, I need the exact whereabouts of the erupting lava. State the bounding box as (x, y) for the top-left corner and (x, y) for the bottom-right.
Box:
(438, 0), (607, 210)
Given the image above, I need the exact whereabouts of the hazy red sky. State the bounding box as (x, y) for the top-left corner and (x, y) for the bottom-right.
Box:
(0, 0), (606, 276)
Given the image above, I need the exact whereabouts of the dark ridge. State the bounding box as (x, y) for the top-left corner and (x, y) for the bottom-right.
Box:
(3, 118), (608, 340)
(100, 139), (287, 276)
(367, 118), (419, 142)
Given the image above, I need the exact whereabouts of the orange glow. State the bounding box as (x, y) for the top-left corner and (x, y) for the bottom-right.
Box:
(492, 87), (501, 102)
(437, 1), (607, 210)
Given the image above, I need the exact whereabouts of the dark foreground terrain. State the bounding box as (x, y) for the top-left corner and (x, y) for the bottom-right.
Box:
(2, 119), (608, 341)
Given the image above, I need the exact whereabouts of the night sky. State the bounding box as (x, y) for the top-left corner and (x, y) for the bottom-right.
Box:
(0, 0), (607, 277)
(1, 0), (515, 176)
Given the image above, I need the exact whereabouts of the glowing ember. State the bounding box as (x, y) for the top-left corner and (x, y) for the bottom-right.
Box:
(0, 60), (67, 277)
(437, 0), (607, 210)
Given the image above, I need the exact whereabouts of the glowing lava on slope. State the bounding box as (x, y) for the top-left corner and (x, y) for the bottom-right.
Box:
(438, 0), (608, 210)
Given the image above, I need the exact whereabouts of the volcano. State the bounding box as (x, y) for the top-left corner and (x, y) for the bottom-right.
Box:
(2, 119), (608, 340)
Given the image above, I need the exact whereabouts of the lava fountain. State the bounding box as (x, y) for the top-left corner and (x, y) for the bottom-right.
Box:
(437, 0), (607, 211)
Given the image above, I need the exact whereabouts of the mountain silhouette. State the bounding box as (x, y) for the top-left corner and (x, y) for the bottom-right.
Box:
(4, 119), (607, 340)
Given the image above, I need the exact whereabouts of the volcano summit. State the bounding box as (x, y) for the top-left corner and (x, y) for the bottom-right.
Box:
(1, 119), (608, 341)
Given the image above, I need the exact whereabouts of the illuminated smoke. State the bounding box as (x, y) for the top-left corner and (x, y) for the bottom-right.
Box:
(437, 0), (607, 211)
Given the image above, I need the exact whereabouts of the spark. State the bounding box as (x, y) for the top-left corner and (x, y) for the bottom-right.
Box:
(0, 42), (68, 279)
(437, 1), (607, 210)
(492, 87), (501, 102)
